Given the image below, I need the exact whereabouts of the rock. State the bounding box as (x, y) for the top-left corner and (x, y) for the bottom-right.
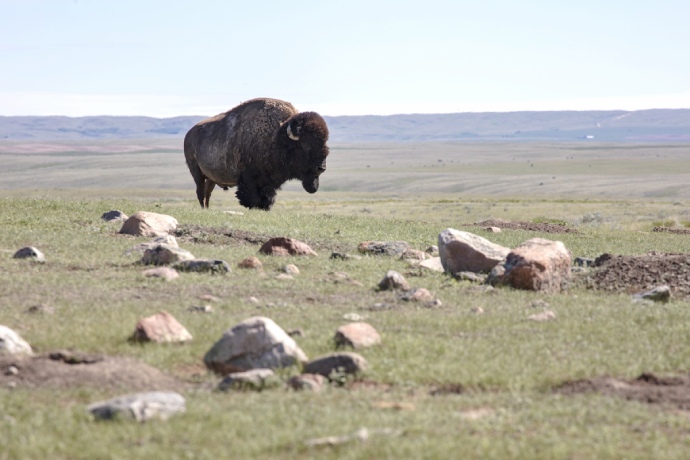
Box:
(187, 305), (213, 313)
(275, 273), (293, 280)
(286, 328), (304, 337)
(400, 249), (428, 260)
(530, 299), (550, 309)
(343, 313), (365, 321)
(358, 241), (410, 256)
(217, 368), (278, 391)
(0, 325), (33, 355)
(485, 226), (502, 233)
(438, 229), (510, 274)
(141, 244), (194, 266)
(5, 365), (19, 376)
(303, 352), (368, 379)
(173, 259), (231, 274)
(574, 256), (595, 267)
(25, 304), (55, 315)
(288, 373), (327, 392)
(488, 238), (572, 293)
(282, 264), (300, 275)
(470, 306), (484, 314)
(238, 257), (263, 270)
(453, 271), (487, 283)
(399, 288), (434, 302)
(119, 211), (178, 237)
(425, 245), (439, 255)
(142, 266), (180, 281)
(247, 296), (260, 305)
(87, 391), (185, 422)
(199, 294), (220, 302)
(204, 316), (308, 375)
(527, 310), (557, 322)
(633, 285), (671, 303)
(418, 257), (444, 272)
(101, 210), (128, 222)
(377, 270), (410, 291)
(259, 237), (317, 256)
(131, 311), (192, 343)
(330, 252), (362, 261)
(124, 235), (180, 256)
(12, 246), (45, 262)
(335, 322), (381, 349)
(223, 210), (244, 216)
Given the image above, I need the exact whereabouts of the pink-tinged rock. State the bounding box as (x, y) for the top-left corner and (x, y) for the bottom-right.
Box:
(377, 270), (410, 291)
(418, 257), (444, 272)
(142, 266), (180, 281)
(203, 316), (308, 375)
(238, 256), (263, 270)
(119, 211), (178, 237)
(438, 229), (510, 274)
(141, 244), (195, 266)
(335, 322), (382, 349)
(400, 249), (428, 260)
(132, 311), (192, 343)
(259, 237), (317, 256)
(488, 238), (572, 293)
(288, 373), (327, 392)
(399, 288), (434, 302)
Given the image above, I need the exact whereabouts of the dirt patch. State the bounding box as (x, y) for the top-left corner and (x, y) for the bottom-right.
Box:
(653, 227), (690, 235)
(465, 219), (579, 234)
(0, 350), (190, 392)
(175, 224), (269, 246)
(588, 252), (690, 300)
(556, 372), (690, 410)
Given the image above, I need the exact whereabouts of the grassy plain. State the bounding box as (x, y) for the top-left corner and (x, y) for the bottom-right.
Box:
(1, 140), (690, 459)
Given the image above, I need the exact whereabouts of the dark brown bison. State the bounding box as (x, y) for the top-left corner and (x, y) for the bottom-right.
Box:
(183, 98), (329, 210)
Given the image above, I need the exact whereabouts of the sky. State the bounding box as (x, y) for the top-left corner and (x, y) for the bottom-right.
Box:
(1, 0), (689, 117)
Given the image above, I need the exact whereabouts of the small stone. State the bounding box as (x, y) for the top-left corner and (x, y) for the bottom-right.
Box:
(453, 271), (487, 283)
(287, 328), (304, 337)
(288, 373), (327, 392)
(343, 313), (365, 321)
(426, 299), (443, 308)
(282, 264), (300, 275)
(199, 294), (220, 302)
(399, 288), (434, 302)
(377, 270), (410, 291)
(223, 210), (244, 215)
(335, 322), (381, 349)
(485, 226), (502, 233)
(5, 365), (18, 376)
(12, 246), (45, 262)
(330, 252), (362, 261)
(247, 296), (260, 305)
(238, 257), (263, 270)
(131, 311), (193, 343)
(259, 237), (317, 256)
(527, 310), (557, 322)
(470, 306), (484, 314)
(142, 266), (179, 281)
(25, 304), (55, 315)
(633, 285), (671, 303)
(187, 305), (213, 313)
(425, 245), (439, 255)
(574, 257), (595, 267)
(400, 249), (428, 260)
(101, 210), (128, 222)
(217, 368), (278, 392)
(141, 244), (194, 266)
(275, 273), (294, 280)
(358, 241), (410, 256)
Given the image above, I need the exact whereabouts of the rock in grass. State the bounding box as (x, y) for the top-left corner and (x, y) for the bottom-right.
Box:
(303, 352), (368, 380)
(238, 256), (263, 270)
(217, 368), (279, 392)
(334, 322), (381, 349)
(12, 246), (45, 262)
(101, 210), (128, 222)
(398, 288), (434, 302)
(131, 311), (192, 343)
(142, 266), (180, 281)
(438, 229), (509, 274)
(377, 270), (410, 291)
(288, 373), (327, 392)
(358, 241), (410, 256)
(173, 258), (231, 274)
(259, 237), (317, 256)
(0, 325), (33, 355)
(141, 244), (194, 266)
(87, 391), (185, 422)
(418, 257), (444, 272)
(119, 211), (178, 237)
(204, 316), (308, 375)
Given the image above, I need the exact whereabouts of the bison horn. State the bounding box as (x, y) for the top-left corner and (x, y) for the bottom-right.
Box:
(286, 123), (299, 141)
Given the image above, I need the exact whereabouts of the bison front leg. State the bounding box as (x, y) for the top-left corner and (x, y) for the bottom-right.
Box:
(257, 185), (277, 210)
(236, 171), (262, 209)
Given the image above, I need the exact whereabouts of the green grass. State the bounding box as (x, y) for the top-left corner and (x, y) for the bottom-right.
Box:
(2, 192), (690, 459)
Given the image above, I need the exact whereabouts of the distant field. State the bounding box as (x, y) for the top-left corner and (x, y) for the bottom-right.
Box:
(1, 139), (689, 201)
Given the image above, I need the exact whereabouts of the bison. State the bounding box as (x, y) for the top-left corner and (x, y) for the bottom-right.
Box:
(183, 98), (329, 210)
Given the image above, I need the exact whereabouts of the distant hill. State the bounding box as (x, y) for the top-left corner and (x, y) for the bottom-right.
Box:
(1, 109), (689, 142)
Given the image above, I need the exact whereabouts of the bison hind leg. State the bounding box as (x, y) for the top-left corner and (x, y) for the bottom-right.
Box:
(203, 180), (216, 208)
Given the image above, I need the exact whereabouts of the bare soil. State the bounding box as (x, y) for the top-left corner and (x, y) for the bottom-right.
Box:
(589, 252), (690, 300)
(556, 372), (690, 411)
(0, 350), (189, 392)
(653, 227), (690, 235)
(466, 219), (579, 234)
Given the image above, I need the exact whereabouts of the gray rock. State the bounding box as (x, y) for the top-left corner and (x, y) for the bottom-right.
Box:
(101, 210), (128, 222)
(119, 211), (178, 237)
(334, 322), (381, 349)
(377, 270), (410, 291)
(453, 271), (487, 283)
(330, 252), (362, 261)
(12, 246), (45, 262)
(173, 258), (231, 274)
(633, 285), (671, 303)
(0, 325), (33, 355)
(418, 257), (444, 272)
(204, 316), (308, 375)
(282, 264), (300, 275)
(438, 229), (510, 274)
(574, 256), (595, 267)
(87, 391), (186, 422)
(142, 266), (180, 281)
(358, 241), (410, 256)
(303, 352), (368, 380)
(217, 368), (278, 391)
(141, 244), (195, 266)
(398, 288), (434, 302)
(288, 373), (327, 392)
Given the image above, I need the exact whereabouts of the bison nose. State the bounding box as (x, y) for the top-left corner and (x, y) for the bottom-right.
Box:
(317, 166), (326, 173)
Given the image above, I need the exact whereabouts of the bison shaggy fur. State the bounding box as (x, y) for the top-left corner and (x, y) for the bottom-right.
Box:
(183, 98), (329, 210)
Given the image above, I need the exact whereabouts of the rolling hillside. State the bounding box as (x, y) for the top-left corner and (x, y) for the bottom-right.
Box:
(1, 109), (689, 142)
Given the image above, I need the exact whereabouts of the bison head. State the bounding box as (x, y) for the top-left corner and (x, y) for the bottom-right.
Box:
(280, 111), (329, 194)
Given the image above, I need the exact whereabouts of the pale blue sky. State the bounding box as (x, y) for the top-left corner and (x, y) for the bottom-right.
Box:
(1, 0), (689, 116)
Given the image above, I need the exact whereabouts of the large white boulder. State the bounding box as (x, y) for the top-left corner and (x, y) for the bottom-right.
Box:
(119, 211), (178, 237)
(438, 228), (510, 274)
